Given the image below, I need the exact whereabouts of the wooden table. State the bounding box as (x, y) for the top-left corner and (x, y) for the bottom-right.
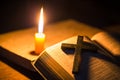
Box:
(0, 19), (101, 80)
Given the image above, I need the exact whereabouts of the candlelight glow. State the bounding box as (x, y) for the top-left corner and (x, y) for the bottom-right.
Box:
(38, 7), (44, 33)
(34, 7), (45, 54)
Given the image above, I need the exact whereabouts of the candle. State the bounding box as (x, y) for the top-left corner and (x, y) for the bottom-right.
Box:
(35, 7), (45, 54)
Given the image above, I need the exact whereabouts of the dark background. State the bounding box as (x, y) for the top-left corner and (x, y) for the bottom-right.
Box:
(1, 0), (120, 33)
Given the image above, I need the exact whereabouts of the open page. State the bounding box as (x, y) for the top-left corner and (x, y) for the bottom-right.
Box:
(91, 32), (120, 56)
(88, 56), (120, 80)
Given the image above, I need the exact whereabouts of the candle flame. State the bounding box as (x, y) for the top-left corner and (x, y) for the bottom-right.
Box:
(38, 7), (44, 33)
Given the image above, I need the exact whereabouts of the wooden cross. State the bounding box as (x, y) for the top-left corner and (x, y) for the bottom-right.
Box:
(61, 36), (98, 74)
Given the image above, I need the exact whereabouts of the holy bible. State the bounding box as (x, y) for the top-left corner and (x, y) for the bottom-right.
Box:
(32, 31), (120, 80)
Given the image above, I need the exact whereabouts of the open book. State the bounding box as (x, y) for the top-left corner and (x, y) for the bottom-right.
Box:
(32, 32), (120, 80)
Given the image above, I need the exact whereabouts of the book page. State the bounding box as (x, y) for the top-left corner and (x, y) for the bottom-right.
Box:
(91, 32), (120, 56)
(74, 51), (120, 80)
(88, 57), (120, 80)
